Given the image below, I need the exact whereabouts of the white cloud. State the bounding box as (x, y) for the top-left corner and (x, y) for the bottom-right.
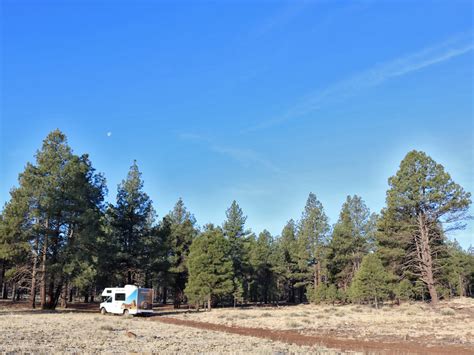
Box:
(248, 32), (474, 131)
(179, 133), (281, 174)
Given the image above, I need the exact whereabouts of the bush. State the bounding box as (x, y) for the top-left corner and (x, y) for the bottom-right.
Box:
(440, 307), (455, 316)
(395, 279), (414, 302)
(326, 284), (338, 305)
(286, 320), (300, 328)
(307, 284), (327, 304)
(337, 288), (348, 303)
(100, 325), (115, 331)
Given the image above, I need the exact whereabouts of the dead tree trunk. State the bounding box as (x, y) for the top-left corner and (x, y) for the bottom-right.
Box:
(417, 214), (438, 306)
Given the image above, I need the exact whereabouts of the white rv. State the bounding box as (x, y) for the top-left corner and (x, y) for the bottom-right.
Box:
(100, 285), (154, 316)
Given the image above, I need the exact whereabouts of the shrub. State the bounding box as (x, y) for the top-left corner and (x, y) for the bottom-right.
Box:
(326, 284), (338, 305)
(307, 284), (327, 304)
(440, 308), (455, 316)
(395, 279), (414, 302)
(286, 320), (300, 328)
(100, 325), (115, 331)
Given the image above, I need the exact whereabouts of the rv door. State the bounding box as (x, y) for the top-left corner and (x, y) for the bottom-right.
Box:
(113, 292), (126, 314)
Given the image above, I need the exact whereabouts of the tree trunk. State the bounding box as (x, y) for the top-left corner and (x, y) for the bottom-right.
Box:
(207, 296), (211, 311)
(459, 274), (464, 297)
(11, 283), (17, 303)
(0, 261), (5, 299)
(40, 220), (49, 309)
(314, 263), (318, 293)
(375, 295), (378, 309)
(417, 214), (438, 306)
(162, 287), (167, 304)
(2, 282), (7, 300)
(60, 282), (68, 308)
(317, 261), (322, 286)
(30, 235), (39, 308)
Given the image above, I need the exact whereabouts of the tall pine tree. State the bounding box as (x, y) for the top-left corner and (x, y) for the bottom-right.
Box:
(377, 151), (471, 305)
(296, 193), (329, 301)
(166, 198), (197, 308)
(327, 195), (377, 290)
(107, 161), (154, 286)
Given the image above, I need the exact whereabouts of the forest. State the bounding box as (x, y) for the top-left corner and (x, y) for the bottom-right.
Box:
(0, 129), (473, 310)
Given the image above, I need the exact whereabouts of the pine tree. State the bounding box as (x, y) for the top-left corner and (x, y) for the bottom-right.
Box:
(274, 219), (299, 303)
(107, 161), (154, 286)
(0, 130), (106, 308)
(166, 198), (197, 308)
(249, 230), (275, 303)
(296, 193), (329, 301)
(349, 253), (392, 308)
(394, 279), (414, 302)
(185, 225), (234, 311)
(377, 151), (471, 305)
(223, 200), (251, 305)
(438, 240), (474, 298)
(327, 195), (376, 290)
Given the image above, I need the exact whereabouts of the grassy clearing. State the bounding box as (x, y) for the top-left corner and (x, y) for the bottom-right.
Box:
(170, 298), (474, 347)
(0, 311), (329, 353)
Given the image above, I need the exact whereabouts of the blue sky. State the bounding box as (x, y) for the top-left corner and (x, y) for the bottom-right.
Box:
(1, 0), (473, 248)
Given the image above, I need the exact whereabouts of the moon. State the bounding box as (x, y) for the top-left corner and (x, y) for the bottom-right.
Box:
(107, 132), (112, 137)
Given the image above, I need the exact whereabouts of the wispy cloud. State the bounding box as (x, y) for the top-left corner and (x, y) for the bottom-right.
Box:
(179, 133), (282, 174)
(248, 32), (474, 131)
(253, 0), (311, 37)
(210, 145), (282, 174)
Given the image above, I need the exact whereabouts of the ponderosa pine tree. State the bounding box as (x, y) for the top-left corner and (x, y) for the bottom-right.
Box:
(296, 193), (329, 301)
(349, 253), (392, 308)
(223, 200), (251, 305)
(438, 240), (474, 298)
(249, 230), (275, 303)
(0, 130), (106, 308)
(185, 224), (234, 311)
(274, 219), (299, 303)
(377, 151), (471, 305)
(107, 161), (154, 286)
(0, 191), (32, 303)
(327, 195), (377, 290)
(166, 198), (197, 308)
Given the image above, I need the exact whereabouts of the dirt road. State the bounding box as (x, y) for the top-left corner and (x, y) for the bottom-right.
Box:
(152, 316), (472, 354)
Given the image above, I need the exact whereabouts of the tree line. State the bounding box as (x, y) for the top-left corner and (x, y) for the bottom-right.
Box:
(0, 130), (473, 310)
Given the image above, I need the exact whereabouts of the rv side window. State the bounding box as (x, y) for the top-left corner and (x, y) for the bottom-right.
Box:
(115, 293), (126, 301)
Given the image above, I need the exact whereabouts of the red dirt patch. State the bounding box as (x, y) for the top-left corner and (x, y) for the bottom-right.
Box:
(153, 316), (472, 354)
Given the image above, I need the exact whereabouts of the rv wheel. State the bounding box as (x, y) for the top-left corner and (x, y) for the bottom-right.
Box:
(100, 308), (107, 315)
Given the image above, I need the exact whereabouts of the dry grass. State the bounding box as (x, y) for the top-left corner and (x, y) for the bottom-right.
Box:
(170, 298), (474, 347)
(0, 311), (330, 354)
